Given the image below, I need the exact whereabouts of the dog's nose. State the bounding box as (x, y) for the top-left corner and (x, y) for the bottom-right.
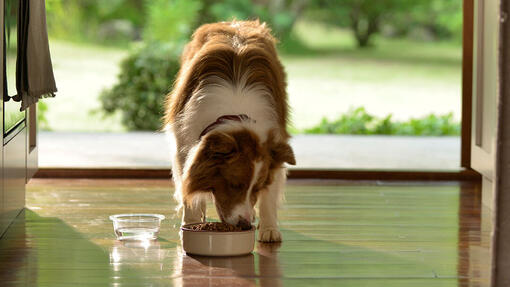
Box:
(237, 217), (252, 230)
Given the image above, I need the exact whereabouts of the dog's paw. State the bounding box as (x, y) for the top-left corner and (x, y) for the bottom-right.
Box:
(258, 226), (282, 242)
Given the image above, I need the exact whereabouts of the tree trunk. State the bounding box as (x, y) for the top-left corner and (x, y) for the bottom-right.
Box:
(266, 0), (309, 39)
(349, 5), (380, 48)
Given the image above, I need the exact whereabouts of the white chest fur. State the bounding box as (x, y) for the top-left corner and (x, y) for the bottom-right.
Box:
(178, 76), (279, 146)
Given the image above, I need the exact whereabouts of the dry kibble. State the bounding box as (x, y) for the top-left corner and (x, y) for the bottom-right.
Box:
(188, 222), (252, 232)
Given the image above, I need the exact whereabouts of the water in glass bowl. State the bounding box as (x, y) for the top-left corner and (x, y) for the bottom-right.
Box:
(110, 214), (165, 241)
(115, 227), (160, 241)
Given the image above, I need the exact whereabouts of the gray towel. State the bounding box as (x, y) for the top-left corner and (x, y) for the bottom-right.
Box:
(13, 0), (57, 111)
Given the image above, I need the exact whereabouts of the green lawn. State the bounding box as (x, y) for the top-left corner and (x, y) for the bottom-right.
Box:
(46, 41), (128, 131)
(286, 21), (461, 130)
(43, 21), (462, 132)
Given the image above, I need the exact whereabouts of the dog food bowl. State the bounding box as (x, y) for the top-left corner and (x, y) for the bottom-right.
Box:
(110, 214), (165, 241)
(181, 223), (255, 256)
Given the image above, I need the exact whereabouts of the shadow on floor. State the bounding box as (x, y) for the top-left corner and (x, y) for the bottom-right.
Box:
(0, 209), (147, 286)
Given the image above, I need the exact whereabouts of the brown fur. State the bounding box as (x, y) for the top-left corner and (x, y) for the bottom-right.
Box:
(164, 20), (289, 139)
(165, 20), (295, 225)
(182, 128), (294, 220)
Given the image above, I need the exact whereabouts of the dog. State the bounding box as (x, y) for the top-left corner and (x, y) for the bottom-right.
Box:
(164, 20), (295, 242)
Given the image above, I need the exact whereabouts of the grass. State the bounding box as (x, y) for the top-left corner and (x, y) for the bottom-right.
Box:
(44, 40), (128, 131)
(285, 21), (461, 131)
(43, 20), (462, 132)
(292, 21), (461, 63)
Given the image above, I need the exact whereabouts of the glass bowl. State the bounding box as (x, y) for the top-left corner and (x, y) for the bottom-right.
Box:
(109, 214), (165, 241)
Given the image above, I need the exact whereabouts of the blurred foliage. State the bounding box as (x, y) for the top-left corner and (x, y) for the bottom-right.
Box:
(308, 0), (411, 47)
(38, 101), (50, 130)
(46, 0), (145, 45)
(81, 0), (462, 130)
(46, 0), (308, 48)
(204, 0), (309, 53)
(304, 107), (460, 136)
(141, 0), (308, 45)
(100, 0), (309, 130)
(307, 0), (462, 47)
(46, 0), (462, 48)
(402, 0), (463, 41)
(99, 43), (182, 130)
(99, 0), (196, 130)
(143, 0), (203, 43)
(207, 0), (307, 41)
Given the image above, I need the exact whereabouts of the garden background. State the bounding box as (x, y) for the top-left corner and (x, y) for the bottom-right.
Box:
(41, 0), (463, 136)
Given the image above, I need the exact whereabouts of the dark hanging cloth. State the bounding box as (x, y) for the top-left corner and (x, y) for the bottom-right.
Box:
(13, 0), (57, 111)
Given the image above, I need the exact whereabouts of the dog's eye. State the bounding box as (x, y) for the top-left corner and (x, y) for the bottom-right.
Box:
(229, 183), (246, 190)
(212, 150), (234, 159)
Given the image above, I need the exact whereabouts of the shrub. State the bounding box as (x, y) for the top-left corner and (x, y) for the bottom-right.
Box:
(99, 43), (182, 130)
(38, 101), (50, 130)
(304, 107), (460, 136)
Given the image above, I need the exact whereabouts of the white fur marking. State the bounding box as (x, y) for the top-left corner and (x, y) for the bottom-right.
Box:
(224, 161), (263, 224)
(178, 76), (278, 148)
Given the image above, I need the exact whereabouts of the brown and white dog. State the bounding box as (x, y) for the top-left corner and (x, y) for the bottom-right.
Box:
(164, 20), (295, 242)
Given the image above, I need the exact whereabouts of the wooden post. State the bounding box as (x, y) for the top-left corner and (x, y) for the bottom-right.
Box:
(461, 0), (474, 168)
(493, 0), (510, 286)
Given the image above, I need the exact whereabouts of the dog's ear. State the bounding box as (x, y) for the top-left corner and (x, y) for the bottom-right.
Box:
(181, 132), (237, 206)
(204, 132), (238, 159)
(270, 141), (296, 167)
(182, 143), (215, 207)
(182, 175), (212, 208)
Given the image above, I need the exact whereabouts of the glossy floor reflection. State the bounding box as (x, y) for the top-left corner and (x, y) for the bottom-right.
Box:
(0, 179), (486, 286)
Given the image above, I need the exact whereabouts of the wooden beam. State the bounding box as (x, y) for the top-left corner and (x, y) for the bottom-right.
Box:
(494, 0), (510, 285)
(461, 0), (474, 168)
(34, 168), (481, 181)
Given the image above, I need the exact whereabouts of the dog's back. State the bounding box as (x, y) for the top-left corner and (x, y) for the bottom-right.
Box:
(164, 20), (289, 136)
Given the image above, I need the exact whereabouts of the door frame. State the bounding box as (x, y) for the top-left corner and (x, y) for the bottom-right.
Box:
(34, 0), (478, 181)
(461, 0), (474, 169)
(493, 0), (509, 285)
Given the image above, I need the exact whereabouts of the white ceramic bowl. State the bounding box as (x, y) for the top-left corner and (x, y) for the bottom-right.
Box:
(181, 224), (255, 256)
(110, 214), (165, 241)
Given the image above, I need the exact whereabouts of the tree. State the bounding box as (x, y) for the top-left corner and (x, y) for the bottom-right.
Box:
(199, 0), (309, 41)
(314, 0), (415, 47)
(311, 0), (462, 48)
(261, 0), (310, 40)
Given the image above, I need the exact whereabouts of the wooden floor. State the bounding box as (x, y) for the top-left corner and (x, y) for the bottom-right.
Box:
(0, 179), (489, 286)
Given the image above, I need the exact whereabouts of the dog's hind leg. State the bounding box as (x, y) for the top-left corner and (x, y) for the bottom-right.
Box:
(257, 168), (285, 242)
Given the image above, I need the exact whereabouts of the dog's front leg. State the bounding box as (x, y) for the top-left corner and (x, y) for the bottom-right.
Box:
(258, 169), (285, 242)
(182, 201), (206, 225)
(171, 136), (207, 225)
(173, 163), (206, 225)
(258, 190), (281, 242)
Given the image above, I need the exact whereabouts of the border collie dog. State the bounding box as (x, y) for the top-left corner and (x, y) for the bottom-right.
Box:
(164, 20), (295, 242)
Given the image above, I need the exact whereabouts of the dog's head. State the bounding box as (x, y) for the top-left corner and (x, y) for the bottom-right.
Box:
(181, 128), (295, 227)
